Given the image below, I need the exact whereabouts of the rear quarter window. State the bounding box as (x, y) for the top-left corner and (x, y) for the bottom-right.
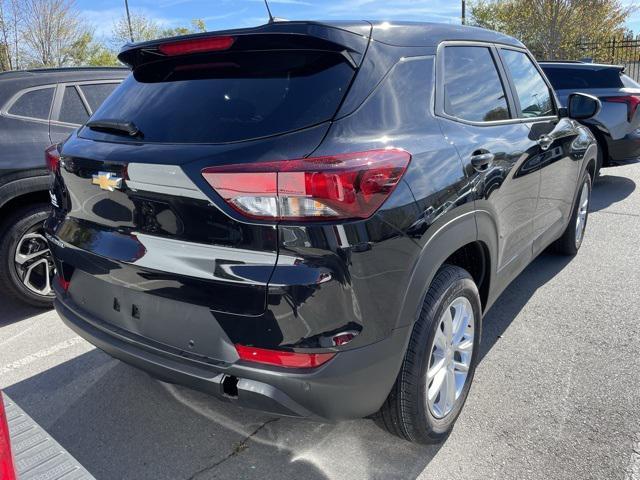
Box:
(84, 51), (354, 144)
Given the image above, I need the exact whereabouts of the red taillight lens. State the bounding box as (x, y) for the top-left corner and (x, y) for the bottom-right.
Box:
(56, 275), (70, 292)
(235, 345), (335, 369)
(0, 392), (17, 480)
(45, 144), (60, 173)
(202, 149), (411, 221)
(158, 36), (235, 56)
(602, 95), (640, 122)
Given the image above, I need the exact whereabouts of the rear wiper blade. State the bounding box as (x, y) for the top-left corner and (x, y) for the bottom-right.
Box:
(86, 119), (142, 138)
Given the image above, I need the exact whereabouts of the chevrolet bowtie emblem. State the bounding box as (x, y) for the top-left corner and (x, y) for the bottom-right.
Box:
(92, 171), (123, 191)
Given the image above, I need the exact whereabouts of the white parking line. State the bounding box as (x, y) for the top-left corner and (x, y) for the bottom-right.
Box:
(0, 325), (34, 347)
(0, 337), (84, 376)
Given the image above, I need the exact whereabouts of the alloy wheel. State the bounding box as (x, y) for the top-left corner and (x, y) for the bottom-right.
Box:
(13, 229), (55, 297)
(575, 181), (589, 247)
(426, 296), (475, 419)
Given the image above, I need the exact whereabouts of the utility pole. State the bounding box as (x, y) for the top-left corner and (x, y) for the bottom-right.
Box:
(462, 0), (466, 25)
(124, 0), (134, 42)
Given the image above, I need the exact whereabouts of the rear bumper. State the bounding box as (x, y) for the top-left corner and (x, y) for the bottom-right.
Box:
(606, 130), (640, 164)
(55, 295), (409, 421)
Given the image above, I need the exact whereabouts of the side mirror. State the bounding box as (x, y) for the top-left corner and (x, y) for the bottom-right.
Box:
(567, 93), (601, 120)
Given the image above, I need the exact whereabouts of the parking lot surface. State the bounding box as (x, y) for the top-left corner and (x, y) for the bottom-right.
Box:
(1, 163), (639, 480)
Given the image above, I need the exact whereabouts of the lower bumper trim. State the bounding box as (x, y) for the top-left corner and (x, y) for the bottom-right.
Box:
(55, 297), (410, 420)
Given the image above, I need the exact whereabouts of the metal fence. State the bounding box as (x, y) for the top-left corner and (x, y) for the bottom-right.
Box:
(576, 36), (640, 82)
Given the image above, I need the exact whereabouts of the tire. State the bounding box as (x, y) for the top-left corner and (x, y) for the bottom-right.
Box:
(556, 171), (591, 256)
(378, 264), (482, 444)
(0, 203), (55, 308)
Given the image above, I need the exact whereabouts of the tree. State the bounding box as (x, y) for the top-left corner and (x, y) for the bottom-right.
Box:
(0, 0), (23, 70)
(66, 31), (119, 67)
(111, 11), (162, 48)
(470, 0), (636, 60)
(21, 0), (84, 67)
(111, 13), (207, 49)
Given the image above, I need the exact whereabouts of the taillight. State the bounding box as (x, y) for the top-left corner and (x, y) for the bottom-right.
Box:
(0, 392), (17, 480)
(202, 149), (411, 221)
(235, 345), (335, 369)
(158, 36), (235, 56)
(45, 144), (60, 173)
(602, 95), (640, 122)
(56, 275), (70, 292)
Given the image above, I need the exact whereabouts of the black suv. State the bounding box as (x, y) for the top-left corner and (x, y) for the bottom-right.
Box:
(46, 22), (599, 443)
(0, 67), (127, 307)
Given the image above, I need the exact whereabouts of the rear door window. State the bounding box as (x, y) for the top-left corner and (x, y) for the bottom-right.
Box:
(79, 83), (119, 112)
(442, 46), (510, 122)
(8, 87), (54, 120)
(59, 86), (89, 125)
(501, 50), (555, 118)
(84, 51), (354, 144)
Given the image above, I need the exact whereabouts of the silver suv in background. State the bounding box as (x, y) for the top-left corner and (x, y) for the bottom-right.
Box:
(540, 61), (640, 173)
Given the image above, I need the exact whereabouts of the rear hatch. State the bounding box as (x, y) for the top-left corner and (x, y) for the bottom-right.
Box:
(542, 64), (640, 139)
(48, 22), (369, 360)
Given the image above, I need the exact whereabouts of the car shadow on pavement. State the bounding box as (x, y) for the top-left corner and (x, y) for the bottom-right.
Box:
(0, 296), (50, 327)
(4, 256), (575, 480)
(478, 252), (572, 363)
(590, 172), (636, 212)
(5, 350), (440, 480)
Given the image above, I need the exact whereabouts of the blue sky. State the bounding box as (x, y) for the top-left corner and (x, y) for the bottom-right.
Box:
(77, 0), (640, 40)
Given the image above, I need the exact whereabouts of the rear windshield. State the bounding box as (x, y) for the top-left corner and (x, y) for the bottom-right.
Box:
(83, 51), (354, 144)
(542, 66), (626, 89)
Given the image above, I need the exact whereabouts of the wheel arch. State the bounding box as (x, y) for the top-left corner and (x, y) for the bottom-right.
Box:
(395, 210), (497, 333)
(0, 176), (50, 224)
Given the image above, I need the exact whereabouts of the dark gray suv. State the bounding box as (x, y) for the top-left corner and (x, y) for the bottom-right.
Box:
(0, 67), (128, 307)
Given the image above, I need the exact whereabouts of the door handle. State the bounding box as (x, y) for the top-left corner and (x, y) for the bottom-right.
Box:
(538, 134), (553, 151)
(470, 151), (494, 171)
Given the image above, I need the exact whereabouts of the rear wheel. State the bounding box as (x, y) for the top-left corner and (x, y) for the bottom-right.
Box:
(556, 171), (591, 256)
(0, 204), (55, 308)
(378, 265), (481, 444)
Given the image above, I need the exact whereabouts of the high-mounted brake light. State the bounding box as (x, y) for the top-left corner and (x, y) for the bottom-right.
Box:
(158, 36), (235, 56)
(202, 149), (411, 221)
(235, 344), (335, 369)
(0, 392), (17, 480)
(602, 95), (640, 122)
(45, 144), (60, 173)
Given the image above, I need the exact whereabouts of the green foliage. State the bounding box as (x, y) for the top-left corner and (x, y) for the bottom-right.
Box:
(470, 0), (636, 60)
(112, 13), (208, 47)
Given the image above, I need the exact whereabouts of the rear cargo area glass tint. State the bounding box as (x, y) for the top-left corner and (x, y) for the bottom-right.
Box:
(85, 51), (354, 144)
(543, 67), (627, 89)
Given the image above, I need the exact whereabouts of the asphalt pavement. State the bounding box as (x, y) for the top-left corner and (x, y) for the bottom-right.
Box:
(1, 163), (639, 480)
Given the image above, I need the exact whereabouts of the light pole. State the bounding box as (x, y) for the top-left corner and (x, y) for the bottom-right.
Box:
(124, 0), (134, 42)
(462, 0), (466, 25)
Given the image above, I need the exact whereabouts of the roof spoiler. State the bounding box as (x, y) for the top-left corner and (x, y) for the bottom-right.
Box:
(118, 21), (371, 70)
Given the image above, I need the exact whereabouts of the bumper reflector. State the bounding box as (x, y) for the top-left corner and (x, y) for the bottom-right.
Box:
(235, 344), (335, 368)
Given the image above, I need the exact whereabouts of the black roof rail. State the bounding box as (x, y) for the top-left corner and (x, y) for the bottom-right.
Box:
(0, 66), (128, 78)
